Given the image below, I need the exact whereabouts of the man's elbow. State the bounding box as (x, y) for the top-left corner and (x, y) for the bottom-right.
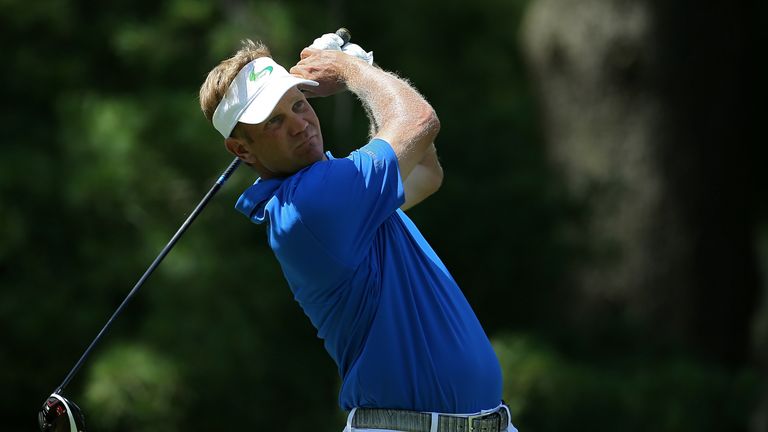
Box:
(419, 107), (441, 143)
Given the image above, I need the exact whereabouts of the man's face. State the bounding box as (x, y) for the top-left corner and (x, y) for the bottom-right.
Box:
(233, 86), (325, 177)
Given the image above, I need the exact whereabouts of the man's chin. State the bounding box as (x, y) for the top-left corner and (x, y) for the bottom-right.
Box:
(306, 139), (325, 161)
(295, 151), (325, 172)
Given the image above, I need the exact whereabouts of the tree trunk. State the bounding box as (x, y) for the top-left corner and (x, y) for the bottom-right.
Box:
(520, 0), (759, 367)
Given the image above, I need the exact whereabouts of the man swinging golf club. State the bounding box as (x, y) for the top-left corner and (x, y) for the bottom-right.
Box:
(198, 30), (518, 432)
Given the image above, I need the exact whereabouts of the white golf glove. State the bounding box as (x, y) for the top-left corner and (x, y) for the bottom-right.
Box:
(309, 33), (374, 65)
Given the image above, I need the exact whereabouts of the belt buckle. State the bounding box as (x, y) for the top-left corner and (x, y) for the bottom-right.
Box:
(465, 412), (484, 432)
(465, 410), (501, 432)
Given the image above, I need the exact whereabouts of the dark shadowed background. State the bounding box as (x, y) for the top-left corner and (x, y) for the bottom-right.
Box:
(1, 0), (766, 430)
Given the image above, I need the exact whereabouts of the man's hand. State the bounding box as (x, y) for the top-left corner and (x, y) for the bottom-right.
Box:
(290, 48), (363, 98)
(293, 43), (440, 183)
(309, 31), (374, 65)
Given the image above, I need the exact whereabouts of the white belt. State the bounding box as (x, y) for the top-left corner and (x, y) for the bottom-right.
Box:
(343, 402), (517, 432)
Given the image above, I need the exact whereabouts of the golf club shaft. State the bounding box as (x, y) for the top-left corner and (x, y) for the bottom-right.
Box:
(56, 157), (242, 394)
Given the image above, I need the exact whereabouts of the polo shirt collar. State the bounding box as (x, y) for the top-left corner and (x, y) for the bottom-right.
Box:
(235, 177), (283, 223)
(234, 151), (334, 223)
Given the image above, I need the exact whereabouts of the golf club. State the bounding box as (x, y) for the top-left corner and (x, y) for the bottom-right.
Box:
(337, 27), (351, 45)
(38, 156), (241, 432)
(38, 27), (352, 432)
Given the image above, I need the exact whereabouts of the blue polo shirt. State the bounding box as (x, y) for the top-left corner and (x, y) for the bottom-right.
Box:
(235, 138), (502, 413)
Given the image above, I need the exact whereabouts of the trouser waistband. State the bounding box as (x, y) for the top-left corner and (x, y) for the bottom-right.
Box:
(349, 403), (510, 432)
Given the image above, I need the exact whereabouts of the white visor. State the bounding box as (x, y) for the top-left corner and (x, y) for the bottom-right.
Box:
(211, 57), (318, 137)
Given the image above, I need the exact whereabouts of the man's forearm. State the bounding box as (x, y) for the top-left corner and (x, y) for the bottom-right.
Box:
(360, 96), (380, 139)
(290, 49), (440, 179)
(340, 60), (440, 180)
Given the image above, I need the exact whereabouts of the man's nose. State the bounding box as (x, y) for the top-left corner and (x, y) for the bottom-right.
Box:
(287, 114), (309, 135)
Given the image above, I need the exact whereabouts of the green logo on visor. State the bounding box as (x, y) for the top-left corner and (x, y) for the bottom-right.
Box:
(249, 65), (273, 82)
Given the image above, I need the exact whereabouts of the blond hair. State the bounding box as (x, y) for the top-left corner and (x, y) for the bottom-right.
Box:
(199, 39), (271, 124)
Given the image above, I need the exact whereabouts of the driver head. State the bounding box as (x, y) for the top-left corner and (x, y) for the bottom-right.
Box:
(38, 394), (86, 432)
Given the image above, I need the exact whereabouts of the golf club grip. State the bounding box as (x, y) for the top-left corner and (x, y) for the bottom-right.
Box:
(55, 157), (242, 394)
(336, 28), (351, 45)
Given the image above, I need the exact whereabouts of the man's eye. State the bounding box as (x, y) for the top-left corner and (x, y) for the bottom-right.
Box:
(294, 100), (306, 111)
(266, 116), (282, 126)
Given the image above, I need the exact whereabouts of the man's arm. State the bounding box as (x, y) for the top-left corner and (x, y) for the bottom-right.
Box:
(290, 49), (441, 183)
(356, 78), (442, 210)
(401, 143), (443, 211)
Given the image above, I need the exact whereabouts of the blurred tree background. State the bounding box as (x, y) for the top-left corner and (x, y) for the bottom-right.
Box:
(1, 0), (765, 430)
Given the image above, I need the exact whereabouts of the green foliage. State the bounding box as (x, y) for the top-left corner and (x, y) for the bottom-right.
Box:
(84, 343), (183, 431)
(494, 334), (760, 432)
(0, 0), (765, 431)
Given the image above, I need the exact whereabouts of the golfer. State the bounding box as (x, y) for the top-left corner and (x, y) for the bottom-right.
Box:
(199, 36), (517, 432)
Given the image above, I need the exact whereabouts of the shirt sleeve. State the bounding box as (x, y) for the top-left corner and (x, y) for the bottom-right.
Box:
(292, 138), (405, 267)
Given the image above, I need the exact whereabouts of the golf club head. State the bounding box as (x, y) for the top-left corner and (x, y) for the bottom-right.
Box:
(38, 394), (86, 432)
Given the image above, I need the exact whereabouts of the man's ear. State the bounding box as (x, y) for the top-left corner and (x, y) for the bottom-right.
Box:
(224, 136), (252, 163)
